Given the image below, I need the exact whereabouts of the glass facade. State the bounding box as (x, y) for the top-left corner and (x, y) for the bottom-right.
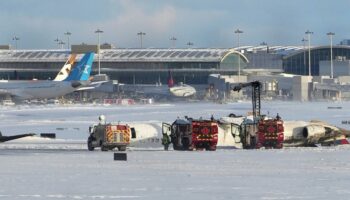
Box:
(220, 53), (247, 70)
(283, 46), (350, 75)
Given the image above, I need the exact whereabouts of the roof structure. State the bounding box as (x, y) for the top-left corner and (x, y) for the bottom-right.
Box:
(0, 48), (248, 63)
(283, 45), (350, 59)
(235, 45), (303, 56)
(0, 46), (314, 64)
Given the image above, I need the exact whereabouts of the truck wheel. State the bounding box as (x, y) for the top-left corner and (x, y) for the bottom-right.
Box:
(87, 139), (94, 151)
(207, 146), (216, 151)
(101, 146), (108, 151)
(173, 144), (180, 150)
(118, 146), (127, 151)
(275, 143), (283, 149)
(182, 138), (190, 150)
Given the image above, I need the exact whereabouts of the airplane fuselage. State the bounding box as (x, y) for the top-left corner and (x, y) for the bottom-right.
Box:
(0, 80), (80, 100)
(169, 84), (196, 97)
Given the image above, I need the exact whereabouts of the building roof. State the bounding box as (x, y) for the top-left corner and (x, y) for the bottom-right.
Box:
(235, 45), (303, 56)
(283, 45), (350, 59)
(0, 48), (248, 63)
(0, 50), (71, 62)
(0, 45), (327, 63)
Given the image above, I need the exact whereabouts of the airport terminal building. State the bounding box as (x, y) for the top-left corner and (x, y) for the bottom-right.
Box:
(1, 45), (350, 84)
(0, 48), (248, 84)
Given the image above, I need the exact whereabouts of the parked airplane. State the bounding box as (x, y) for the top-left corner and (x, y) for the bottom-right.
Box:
(0, 52), (94, 100)
(167, 71), (196, 97)
(118, 71), (196, 98)
(53, 54), (77, 81)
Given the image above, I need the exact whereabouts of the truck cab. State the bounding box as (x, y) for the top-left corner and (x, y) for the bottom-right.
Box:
(88, 123), (136, 151)
(228, 115), (284, 149)
(162, 119), (192, 150)
(162, 117), (219, 151)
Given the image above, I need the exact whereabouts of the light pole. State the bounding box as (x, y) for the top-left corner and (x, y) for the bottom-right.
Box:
(54, 37), (60, 48)
(305, 30), (313, 77)
(64, 31), (71, 49)
(58, 40), (65, 49)
(137, 32), (146, 48)
(260, 42), (268, 52)
(95, 28), (103, 75)
(234, 28), (243, 82)
(186, 42), (194, 48)
(302, 38), (308, 75)
(170, 36), (177, 48)
(12, 35), (20, 50)
(327, 32), (335, 79)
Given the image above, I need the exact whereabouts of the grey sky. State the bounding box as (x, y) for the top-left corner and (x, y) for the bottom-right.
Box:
(0, 0), (349, 49)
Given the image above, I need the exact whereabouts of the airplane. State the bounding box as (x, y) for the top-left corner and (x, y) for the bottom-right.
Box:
(282, 120), (350, 147)
(0, 52), (94, 100)
(117, 71), (196, 98)
(123, 116), (350, 149)
(0, 131), (35, 143)
(167, 71), (196, 97)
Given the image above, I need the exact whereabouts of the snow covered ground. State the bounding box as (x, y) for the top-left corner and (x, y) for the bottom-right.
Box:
(1, 147), (350, 199)
(0, 101), (350, 199)
(0, 100), (348, 139)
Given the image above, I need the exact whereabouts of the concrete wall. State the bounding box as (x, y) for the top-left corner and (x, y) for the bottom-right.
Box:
(0, 45), (10, 50)
(247, 75), (293, 91)
(338, 76), (350, 84)
(71, 44), (98, 54)
(292, 76), (310, 101)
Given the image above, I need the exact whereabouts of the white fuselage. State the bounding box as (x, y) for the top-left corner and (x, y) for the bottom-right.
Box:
(0, 80), (79, 100)
(127, 121), (238, 149)
(169, 84), (196, 97)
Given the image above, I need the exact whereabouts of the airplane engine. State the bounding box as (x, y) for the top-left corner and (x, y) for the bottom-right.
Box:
(302, 125), (326, 142)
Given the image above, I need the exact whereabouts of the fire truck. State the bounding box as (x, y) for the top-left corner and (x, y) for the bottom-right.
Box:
(231, 81), (284, 149)
(256, 117), (284, 149)
(162, 117), (219, 151)
(88, 116), (136, 151)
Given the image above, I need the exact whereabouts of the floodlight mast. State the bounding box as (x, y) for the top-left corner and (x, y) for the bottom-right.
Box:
(95, 28), (104, 75)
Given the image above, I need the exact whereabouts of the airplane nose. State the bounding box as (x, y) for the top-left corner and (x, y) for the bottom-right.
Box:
(71, 81), (82, 88)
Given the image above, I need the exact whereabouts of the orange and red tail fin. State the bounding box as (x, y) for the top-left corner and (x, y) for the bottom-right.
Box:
(168, 70), (174, 88)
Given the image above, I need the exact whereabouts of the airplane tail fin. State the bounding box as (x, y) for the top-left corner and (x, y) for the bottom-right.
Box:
(54, 54), (77, 81)
(167, 70), (174, 88)
(64, 52), (95, 81)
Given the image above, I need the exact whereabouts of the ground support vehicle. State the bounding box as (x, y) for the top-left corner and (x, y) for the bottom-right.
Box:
(88, 123), (134, 151)
(231, 81), (284, 149)
(256, 118), (284, 149)
(162, 118), (219, 151)
(191, 119), (219, 150)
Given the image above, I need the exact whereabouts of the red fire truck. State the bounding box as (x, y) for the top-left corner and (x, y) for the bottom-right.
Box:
(256, 118), (284, 149)
(162, 117), (219, 151)
(232, 81), (284, 149)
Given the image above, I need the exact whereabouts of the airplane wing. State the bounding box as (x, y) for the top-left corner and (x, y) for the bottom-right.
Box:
(0, 133), (35, 143)
(76, 81), (109, 91)
(76, 86), (96, 91)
